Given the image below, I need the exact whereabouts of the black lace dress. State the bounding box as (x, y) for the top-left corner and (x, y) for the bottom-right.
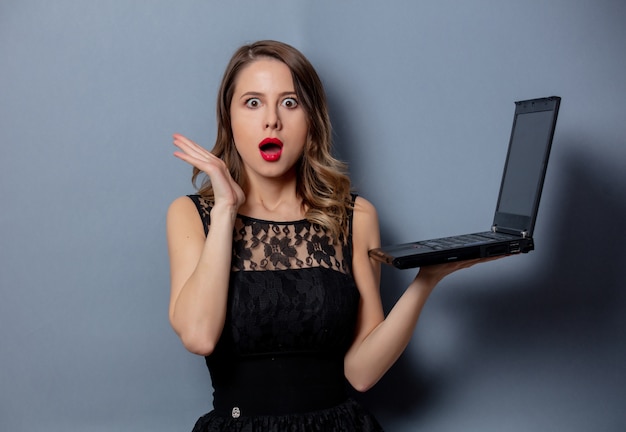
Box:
(187, 195), (383, 432)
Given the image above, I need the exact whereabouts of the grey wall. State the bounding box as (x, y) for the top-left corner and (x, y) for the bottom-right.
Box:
(1, 1), (624, 431)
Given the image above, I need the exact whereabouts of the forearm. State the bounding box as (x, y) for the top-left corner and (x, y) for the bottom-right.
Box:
(170, 206), (236, 354)
(345, 272), (440, 391)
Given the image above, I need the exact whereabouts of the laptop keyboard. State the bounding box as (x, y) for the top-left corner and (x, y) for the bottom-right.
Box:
(420, 232), (514, 250)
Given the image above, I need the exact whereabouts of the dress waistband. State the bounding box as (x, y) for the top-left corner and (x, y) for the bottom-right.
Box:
(210, 352), (348, 417)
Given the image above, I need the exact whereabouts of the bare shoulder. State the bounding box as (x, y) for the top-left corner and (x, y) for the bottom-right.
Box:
(352, 196), (380, 249)
(166, 196), (204, 238)
(168, 195), (196, 214)
(353, 195), (377, 215)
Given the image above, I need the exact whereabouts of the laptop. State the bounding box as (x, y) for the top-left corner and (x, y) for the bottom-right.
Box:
(369, 96), (561, 269)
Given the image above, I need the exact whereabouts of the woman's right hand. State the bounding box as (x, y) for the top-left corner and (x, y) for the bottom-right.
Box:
(172, 134), (245, 211)
(168, 134), (244, 354)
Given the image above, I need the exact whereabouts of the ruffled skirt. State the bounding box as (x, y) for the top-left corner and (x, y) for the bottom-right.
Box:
(191, 398), (383, 432)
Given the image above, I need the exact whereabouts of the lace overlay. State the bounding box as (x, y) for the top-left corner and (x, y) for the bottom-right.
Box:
(233, 218), (349, 273)
(187, 195), (383, 431)
(190, 195), (351, 274)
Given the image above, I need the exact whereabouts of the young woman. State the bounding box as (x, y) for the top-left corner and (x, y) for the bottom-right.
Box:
(167, 40), (487, 431)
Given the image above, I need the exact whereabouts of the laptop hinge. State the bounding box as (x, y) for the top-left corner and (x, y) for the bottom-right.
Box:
(492, 225), (529, 238)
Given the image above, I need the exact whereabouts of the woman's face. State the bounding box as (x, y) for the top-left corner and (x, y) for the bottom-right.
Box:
(230, 58), (308, 183)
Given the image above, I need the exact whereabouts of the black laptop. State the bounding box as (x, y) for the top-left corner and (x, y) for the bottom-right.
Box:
(369, 96), (561, 269)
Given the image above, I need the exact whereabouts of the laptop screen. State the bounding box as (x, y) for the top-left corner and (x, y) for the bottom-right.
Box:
(493, 97), (560, 234)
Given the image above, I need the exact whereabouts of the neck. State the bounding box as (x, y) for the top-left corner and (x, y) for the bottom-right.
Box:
(240, 174), (305, 221)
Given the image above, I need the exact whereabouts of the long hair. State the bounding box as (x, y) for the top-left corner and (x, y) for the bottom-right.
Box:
(193, 40), (353, 240)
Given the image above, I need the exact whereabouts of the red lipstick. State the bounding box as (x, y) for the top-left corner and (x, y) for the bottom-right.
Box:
(258, 138), (283, 162)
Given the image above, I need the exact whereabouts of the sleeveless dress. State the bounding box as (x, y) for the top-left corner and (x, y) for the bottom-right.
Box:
(187, 194), (383, 432)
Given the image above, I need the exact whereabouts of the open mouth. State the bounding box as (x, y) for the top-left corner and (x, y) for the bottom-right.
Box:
(259, 138), (283, 161)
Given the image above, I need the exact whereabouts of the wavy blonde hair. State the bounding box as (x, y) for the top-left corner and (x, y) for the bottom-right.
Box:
(193, 40), (353, 240)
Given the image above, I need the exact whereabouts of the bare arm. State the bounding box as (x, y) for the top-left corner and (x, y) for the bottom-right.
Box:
(166, 134), (245, 355)
(344, 197), (489, 391)
(167, 197), (236, 355)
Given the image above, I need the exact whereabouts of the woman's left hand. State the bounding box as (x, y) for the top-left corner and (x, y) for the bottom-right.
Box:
(415, 256), (503, 286)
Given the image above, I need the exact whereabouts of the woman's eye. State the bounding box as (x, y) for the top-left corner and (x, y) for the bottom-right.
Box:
(245, 98), (261, 108)
(282, 97), (298, 108)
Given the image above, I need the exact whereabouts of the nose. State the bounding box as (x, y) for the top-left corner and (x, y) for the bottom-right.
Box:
(264, 106), (282, 130)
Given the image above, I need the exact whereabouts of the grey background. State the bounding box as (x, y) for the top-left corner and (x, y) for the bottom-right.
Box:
(2, 1), (625, 431)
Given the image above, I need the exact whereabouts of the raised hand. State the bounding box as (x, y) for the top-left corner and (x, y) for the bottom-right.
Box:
(172, 134), (245, 211)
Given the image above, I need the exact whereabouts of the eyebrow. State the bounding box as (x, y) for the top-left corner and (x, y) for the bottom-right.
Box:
(238, 91), (297, 100)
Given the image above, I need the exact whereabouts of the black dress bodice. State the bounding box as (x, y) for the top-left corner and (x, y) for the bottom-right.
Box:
(187, 194), (383, 431)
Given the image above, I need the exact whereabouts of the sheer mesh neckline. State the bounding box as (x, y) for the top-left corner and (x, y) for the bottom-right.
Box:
(187, 194), (353, 275)
(232, 216), (349, 274)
